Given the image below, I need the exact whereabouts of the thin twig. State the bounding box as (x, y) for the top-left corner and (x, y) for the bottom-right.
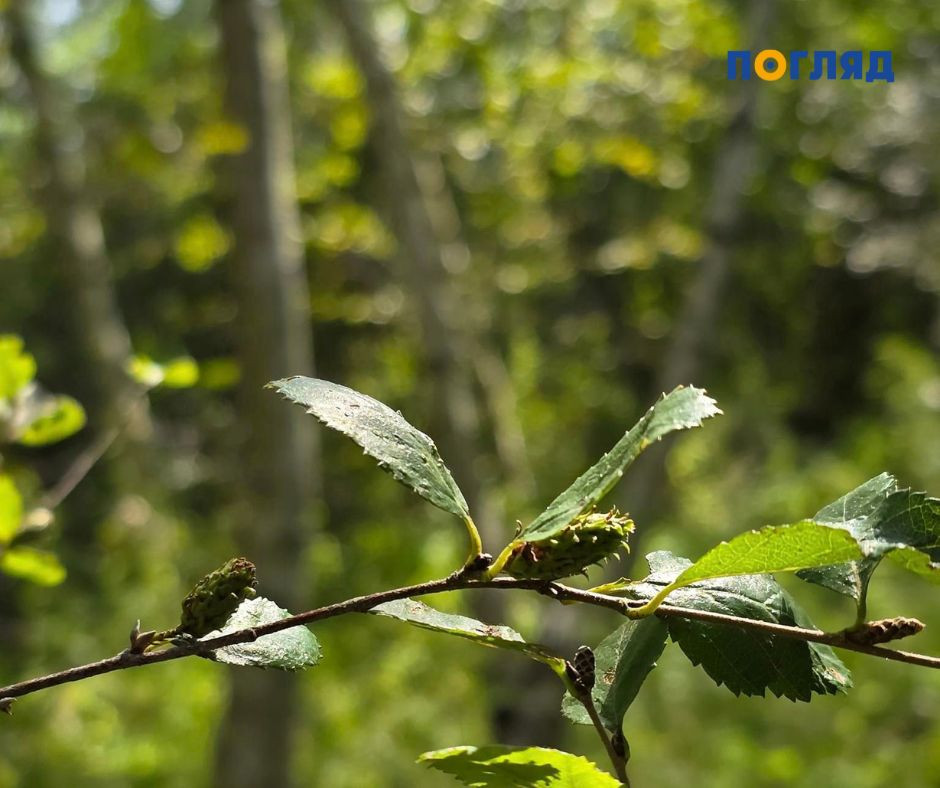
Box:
(646, 601), (940, 669)
(39, 426), (120, 510)
(40, 391), (150, 511)
(2, 573), (939, 703)
(574, 683), (629, 785)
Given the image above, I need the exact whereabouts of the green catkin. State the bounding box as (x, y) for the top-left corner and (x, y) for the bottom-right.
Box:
(177, 557), (258, 638)
(505, 508), (634, 580)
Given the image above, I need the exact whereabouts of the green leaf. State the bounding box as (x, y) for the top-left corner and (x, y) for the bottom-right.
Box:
(522, 386), (720, 541)
(17, 395), (86, 446)
(0, 546), (66, 586)
(626, 552), (852, 701)
(886, 546), (940, 584)
(418, 745), (621, 788)
(863, 490), (940, 585)
(561, 616), (668, 732)
(128, 355), (165, 387)
(127, 355), (199, 389)
(866, 489), (940, 560)
(206, 597), (321, 671)
(0, 335), (36, 400)
(797, 474), (897, 599)
(161, 357), (200, 388)
(269, 377), (469, 519)
(370, 599), (566, 675)
(638, 520), (864, 611)
(0, 475), (23, 544)
(796, 477), (940, 599)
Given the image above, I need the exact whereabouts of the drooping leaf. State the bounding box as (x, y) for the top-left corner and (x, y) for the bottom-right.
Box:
(269, 377), (469, 519)
(0, 475), (23, 544)
(639, 520), (864, 611)
(522, 386), (720, 541)
(561, 616), (668, 732)
(0, 336), (36, 400)
(370, 599), (566, 675)
(625, 552), (851, 701)
(418, 745), (621, 788)
(0, 546), (66, 586)
(206, 597), (320, 671)
(17, 395), (86, 446)
(797, 474), (897, 599)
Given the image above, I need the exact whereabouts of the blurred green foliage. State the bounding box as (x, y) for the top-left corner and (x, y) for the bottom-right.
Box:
(1, 0), (939, 786)
(0, 335), (85, 587)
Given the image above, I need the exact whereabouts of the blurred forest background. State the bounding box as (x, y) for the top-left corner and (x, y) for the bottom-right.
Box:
(1, 0), (939, 785)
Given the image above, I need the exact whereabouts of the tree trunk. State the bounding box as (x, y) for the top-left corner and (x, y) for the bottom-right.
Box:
(326, 0), (483, 509)
(213, 2), (320, 786)
(413, 154), (536, 499)
(6, 0), (145, 436)
(6, 0), (151, 577)
(617, 0), (775, 530)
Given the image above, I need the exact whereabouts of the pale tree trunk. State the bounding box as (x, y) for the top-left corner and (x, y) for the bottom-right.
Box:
(327, 0), (562, 748)
(326, 0), (533, 547)
(326, 0), (483, 515)
(6, 0), (146, 436)
(618, 0), (775, 530)
(213, 2), (320, 787)
(413, 155), (536, 498)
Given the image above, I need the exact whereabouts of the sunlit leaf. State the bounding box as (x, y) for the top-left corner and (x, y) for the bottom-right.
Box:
(522, 386), (720, 541)
(418, 745), (621, 787)
(0, 335), (36, 400)
(174, 215), (231, 273)
(128, 355), (165, 387)
(640, 521), (864, 610)
(161, 358), (199, 388)
(0, 475), (23, 544)
(269, 377), (470, 519)
(17, 395), (86, 446)
(886, 546), (940, 584)
(206, 597), (321, 671)
(0, 546), (66, 586)
(128, 355), (199, 389)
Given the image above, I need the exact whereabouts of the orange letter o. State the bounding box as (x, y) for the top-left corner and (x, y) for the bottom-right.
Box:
(754, 49), (787, 81)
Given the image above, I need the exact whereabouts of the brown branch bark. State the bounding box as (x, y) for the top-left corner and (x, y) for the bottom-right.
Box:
(3, 574), (938, 706)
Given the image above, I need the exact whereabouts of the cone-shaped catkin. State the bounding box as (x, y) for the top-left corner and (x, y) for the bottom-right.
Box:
(505, 508), (634, 580)
(178, 557), (257, 637)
